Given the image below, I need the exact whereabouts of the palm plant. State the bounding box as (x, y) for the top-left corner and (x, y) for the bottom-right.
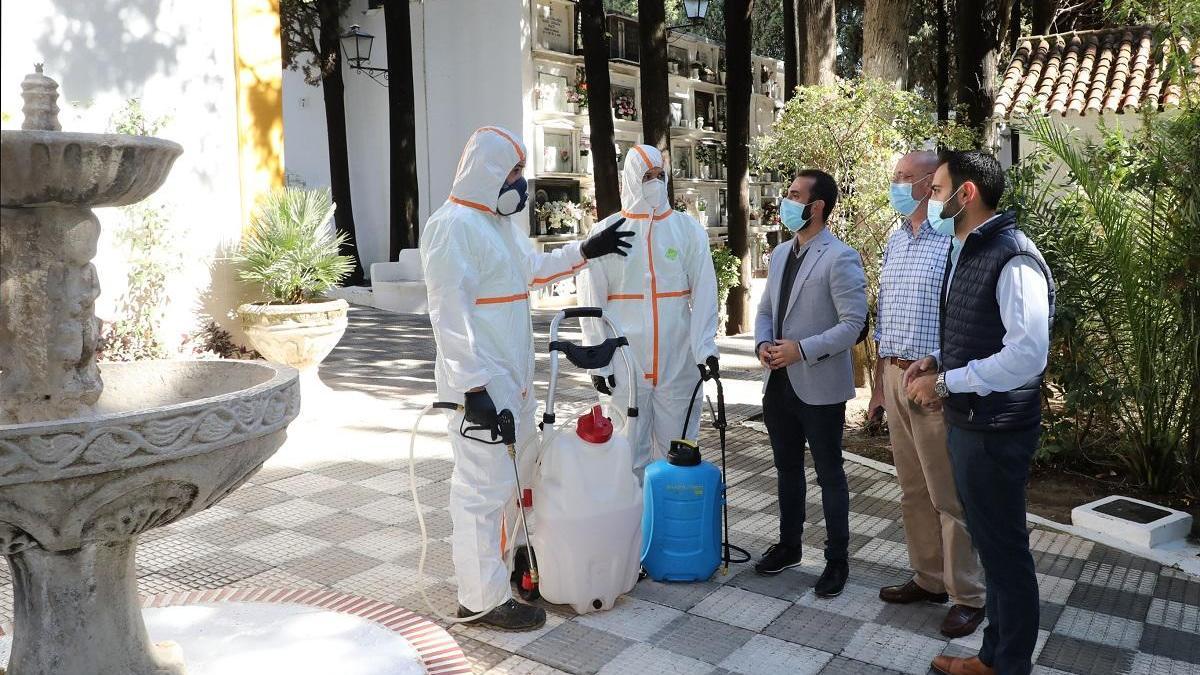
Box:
(235, 187), (356, 305)
(1011, 109), (1200, 494)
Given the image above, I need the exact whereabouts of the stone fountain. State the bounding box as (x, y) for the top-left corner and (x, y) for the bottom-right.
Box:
(0, 67), (301, 674)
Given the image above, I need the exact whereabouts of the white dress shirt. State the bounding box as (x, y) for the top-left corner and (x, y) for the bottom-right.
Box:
(934, 215), (1050, 396)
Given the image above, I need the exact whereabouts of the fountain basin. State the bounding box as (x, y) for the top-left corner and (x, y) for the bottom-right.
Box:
(0, 131), (182, 208)
(0, 359), (300, 675)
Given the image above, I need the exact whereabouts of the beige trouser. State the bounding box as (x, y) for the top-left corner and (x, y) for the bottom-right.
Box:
(882, 362), (985, 608)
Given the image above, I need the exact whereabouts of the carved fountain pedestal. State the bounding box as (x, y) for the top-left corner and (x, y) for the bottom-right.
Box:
(0, 67), (300, 675)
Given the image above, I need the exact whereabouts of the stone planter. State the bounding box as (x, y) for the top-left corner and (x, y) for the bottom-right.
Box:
(238, 298), (349, 396)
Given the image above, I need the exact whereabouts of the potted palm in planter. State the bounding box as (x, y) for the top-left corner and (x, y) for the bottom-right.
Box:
(235, 187), (355, 397)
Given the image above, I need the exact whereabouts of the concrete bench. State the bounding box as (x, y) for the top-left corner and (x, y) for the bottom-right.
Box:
(370, 250), (428, 314)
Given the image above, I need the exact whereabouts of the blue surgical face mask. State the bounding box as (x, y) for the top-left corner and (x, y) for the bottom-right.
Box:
(927, 185), (965, 236)
(889, 183), (921, 216)
(496, 176), (529, 216)
(779, 198), (812, 233)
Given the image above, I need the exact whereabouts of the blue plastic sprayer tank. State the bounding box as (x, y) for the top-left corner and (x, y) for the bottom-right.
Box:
(640, 451), (722, 582)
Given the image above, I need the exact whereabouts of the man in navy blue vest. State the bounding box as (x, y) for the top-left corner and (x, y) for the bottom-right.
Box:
(904, 151), (1054, 675)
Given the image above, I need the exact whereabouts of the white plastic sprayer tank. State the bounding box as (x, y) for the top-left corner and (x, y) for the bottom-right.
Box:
(529, 405), (642, 614)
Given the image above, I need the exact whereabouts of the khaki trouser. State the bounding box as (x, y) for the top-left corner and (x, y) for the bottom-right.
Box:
(882, 362), (985, 608)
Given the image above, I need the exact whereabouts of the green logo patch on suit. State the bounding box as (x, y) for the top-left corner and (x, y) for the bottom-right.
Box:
(665, 247), (679, 261)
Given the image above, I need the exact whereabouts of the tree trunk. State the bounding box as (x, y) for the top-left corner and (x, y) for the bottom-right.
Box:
(637, 0), (673, 203)
(936, 0), (950, 121)
(1030, 0), (1055, 34)
(955, 0), (1015, 146)
(725, 0), (753, 335)
(318, 0), (365, 283)
(384, 0), (419, 255)
(580, 0), (620, 219)
(805, 0), (837, 85)
(783, 0), (801, 98)
(862, 0), (911, 88)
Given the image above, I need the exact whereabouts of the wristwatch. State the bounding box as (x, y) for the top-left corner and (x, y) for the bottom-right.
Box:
(934, 371), (950, 399)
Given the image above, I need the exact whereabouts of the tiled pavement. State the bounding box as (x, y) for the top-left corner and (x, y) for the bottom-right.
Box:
(3, 306), (1197, 674)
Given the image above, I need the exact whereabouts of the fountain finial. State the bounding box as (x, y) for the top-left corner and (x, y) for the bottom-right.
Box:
(21, 64), (62, 131)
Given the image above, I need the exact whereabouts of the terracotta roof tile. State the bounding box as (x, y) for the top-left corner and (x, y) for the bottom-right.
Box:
(995, 26), (1199, 117)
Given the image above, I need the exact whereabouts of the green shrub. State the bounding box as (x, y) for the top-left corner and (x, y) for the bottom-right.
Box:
(1007, 109), (1200, 495)
(235, 187), (356, 305)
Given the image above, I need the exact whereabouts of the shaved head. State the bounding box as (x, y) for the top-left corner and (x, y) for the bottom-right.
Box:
(906, 151), (939, 175)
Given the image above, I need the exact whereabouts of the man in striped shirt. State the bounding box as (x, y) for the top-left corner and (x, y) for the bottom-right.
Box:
(869, 151), (985, 638)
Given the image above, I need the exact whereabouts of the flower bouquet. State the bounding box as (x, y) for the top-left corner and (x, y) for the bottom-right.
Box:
(568, 66), (589, 112)
(536, 200), (584, 235)
(614, 94), (637, 121)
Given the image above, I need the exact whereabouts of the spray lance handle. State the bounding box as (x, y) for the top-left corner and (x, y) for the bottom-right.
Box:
(496, 409), (517, 457)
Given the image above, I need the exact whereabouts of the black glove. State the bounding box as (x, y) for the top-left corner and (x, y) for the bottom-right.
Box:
(581, 217), (634, 259)
(704, 355), (720, 380)
(592, 374), (616, 395)
(463, 389), (497, 430)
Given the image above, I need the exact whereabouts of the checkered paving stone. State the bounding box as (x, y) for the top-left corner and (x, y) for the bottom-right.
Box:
(1036, 573), (1077, 605)
(627, 578), (723, 611)
(357, 469), (432, 495)
(5, 308), (1193, 675)
(459, 635), (513, 672)
(312, 460), (394, 483)
(718, 634), (833, 674)
(595, 642), (714, 675)
(1037, 633), (1137, 674)
(819, 656), (909, 674)
(841, 622), (948, 674)
(230, 529), (332, 563)
(1129, 652), (1200, 675)
(728, 566), (818, 602)
(575, 596), (682, 641)
(1139, 624), (1200, 664)
(690, 585), (791, 632)
(249, 498), (338, 528)
(1065, 580), (1153, 622)
(1053, 605), (1144, 650)
(485, 655), (573, 674)
(763, 604), (864, 653)
(1146, 597), (1200, 632)
(650, 614), (756, 665)
(874, 599), (955, 641)
(518, 621), (634, 674)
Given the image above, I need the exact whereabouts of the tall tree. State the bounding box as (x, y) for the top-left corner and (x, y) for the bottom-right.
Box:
(783, 0), (804, 95)
(862, 0), (911, 87)
(725, 0), (754, 334)
(384, 0), (419, 255)
(580, 0), (621, 219)
(280, 0), (365, 283)
(936, 0), (950, 121)
(1030, 0), (1056, 34)
(955, 0), (1015, 144)
(637, 0), (673, 202)
(806, 0), (838, 84)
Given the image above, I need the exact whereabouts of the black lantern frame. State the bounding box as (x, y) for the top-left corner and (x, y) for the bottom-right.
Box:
(340, 24), (389, 86)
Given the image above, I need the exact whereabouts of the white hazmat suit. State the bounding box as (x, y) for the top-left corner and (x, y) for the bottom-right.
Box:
(420, 126), (588, 613)
(578, 145), (720, 471)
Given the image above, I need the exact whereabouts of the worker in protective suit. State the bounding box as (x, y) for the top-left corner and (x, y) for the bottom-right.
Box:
(578, 144), (720, 474)
(421, 126), (632, 631)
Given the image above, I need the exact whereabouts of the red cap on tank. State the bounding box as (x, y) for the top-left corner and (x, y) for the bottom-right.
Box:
(576, 405), (613, 443)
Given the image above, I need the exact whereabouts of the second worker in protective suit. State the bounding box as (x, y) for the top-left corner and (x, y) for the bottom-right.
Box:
(578, 144), (720, 473)
(421, 126), (632, 631)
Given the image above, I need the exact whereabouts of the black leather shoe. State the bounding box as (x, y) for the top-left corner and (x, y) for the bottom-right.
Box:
(754, 543), (803, 575)
(457, 599), (546, 631)
(940, 604), (986, 638)
(814, 561), (849, 598)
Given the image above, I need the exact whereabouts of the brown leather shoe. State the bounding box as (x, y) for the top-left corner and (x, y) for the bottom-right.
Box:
(879, 579), (949, 604)
(940, 604), (986, 638)
(930, 655), (995, 675)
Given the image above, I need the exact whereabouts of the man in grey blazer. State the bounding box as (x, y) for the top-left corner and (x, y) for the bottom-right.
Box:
(754, 169), (868, 598)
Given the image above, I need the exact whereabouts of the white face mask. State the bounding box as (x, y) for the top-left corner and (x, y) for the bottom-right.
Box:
(640, 179), (666, 209)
